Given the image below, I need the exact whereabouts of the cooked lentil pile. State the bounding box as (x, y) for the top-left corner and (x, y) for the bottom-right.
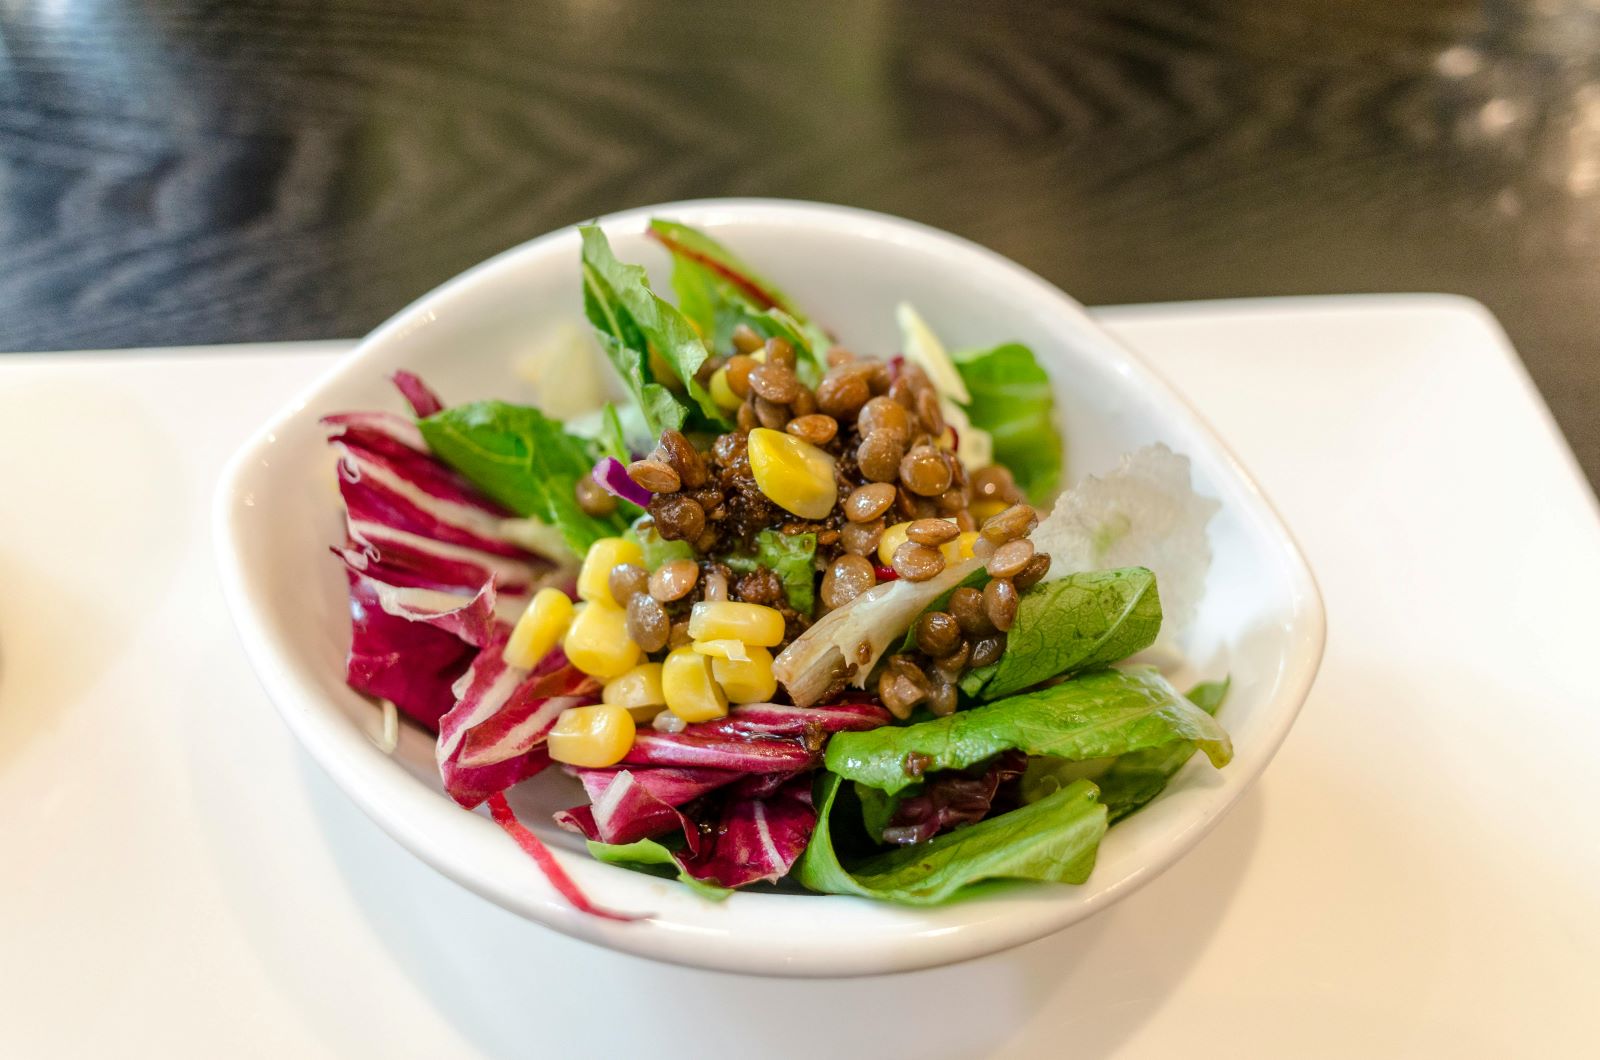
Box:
(575, 324), (1051, 720)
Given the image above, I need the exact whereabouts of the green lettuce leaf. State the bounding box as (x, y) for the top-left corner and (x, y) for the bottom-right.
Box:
(795, 773), (1107, 904)
(626, 514), (696, 569)
(723, 529), (817, 614)
(596, 402), (630, 465)
(952, 342), (1062, 502)
(579, 225), (726, 435)
(417, 400), (627, 555)
(1094, 677), (1230, 822)
(586, 839), (733, 901)
(653, 220), (825, 384)
(826, 666), (1232, 796)
(960, 568), (1163, 700)
(1022, 677), (1231, 814)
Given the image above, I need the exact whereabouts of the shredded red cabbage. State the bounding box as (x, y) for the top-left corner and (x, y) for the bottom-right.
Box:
(485, 793), (645, 922)
(391, 370), (445, 417)
(593, 457), (652, 508)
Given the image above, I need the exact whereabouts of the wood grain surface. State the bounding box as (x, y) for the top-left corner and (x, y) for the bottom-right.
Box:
(1, 0), (1596, 488)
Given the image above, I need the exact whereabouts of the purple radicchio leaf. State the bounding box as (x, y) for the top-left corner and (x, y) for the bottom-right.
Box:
(676, 772), (817, 888)
(881, 750), (1029, 846)
(553, 766), (739, 851)
(436, 625), (599, 808)
(391, 370), (445, 418)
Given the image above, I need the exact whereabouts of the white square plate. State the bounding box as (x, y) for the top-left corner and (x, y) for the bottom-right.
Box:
(213, 200), (1325, 975)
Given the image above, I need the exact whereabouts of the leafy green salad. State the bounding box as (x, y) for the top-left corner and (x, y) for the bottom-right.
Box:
(322, 218), (1227, 913)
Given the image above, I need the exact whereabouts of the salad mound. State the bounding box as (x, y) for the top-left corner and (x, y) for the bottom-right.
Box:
(323, 219), (1230, 909)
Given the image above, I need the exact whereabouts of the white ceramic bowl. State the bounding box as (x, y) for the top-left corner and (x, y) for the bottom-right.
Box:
(213, 199), (1325, 977)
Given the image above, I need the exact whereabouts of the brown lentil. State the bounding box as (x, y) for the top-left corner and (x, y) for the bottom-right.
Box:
(867, 362), (892, 395)
(954, 509), (977, 532)
(926, 679), (958, 717)
(1014, 552), (1053, 591)
(764, 336), (796, 369)
(820, 554), (876, 609)
(789, 387), (818, 418)
(949, 587), (993, 638)
(844, 483), (896, 523)
(659, 430), (708, 489)
(970, 634), (1006, 668)
(749, 362), (800, 404)
(735, 567), (784, 605)
(625, 593), (671, 652)
(725, 354), (758, 398)
(651, 494), (705, 541)
(735, 401), (760, 432)
(785, 414), (838, 446)
(896, 486), (938, 522)
(915, 388), (945, 435)
(892, 541), (946, 582)
(731, 324), (764, 354)
(983, 576), (1020, 632)
(608, 563), (650, 604)
(628, 458), (680, 494)
(914, 610), (963, 656)
(935, 488), (967, 515)
(574, 476), (618, 517)
(857, 430), (907, 483)
(907, 518), (959, 546)
(986, 538), (1035, 579)
(980, 502), (1039, 544)
(857, 396), (911, 442)
(815, 368), (871, 419)
(667, 619), (692, 650)
(754, 396), (789, 430)
(971, 464), (1023, 503)
(825, 347), (856, 367)
(839, 518), (885, 557)
(888, 374), (918, 409)
(900, 445), (953, 497)
(649, 558), (699, 602)
(931, 639), (972, 682)
(702, 568), (729, 602)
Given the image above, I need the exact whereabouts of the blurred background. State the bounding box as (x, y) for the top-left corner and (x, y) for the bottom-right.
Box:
(0, 0), (1595, 487)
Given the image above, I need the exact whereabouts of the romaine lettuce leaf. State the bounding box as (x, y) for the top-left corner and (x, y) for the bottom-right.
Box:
(724, 529), (817, 614)
(952, 342), (1062, 502)
(826, 666), (1232, 796)
(1095, 677), (1230, 822)
(417, 400), (628, 557)
(960, 567), (1162, 700)
(580, 225), (726, 433)
(653, 220), (826, 383)
(795, 773), (1107, 905)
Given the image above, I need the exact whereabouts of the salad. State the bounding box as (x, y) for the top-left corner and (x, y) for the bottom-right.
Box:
(324, 219), (1229, 911)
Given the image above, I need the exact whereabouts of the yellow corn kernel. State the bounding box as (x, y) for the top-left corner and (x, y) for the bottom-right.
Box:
(662, 647), (729, 722)
(746, 427), (837, 519)
(687, 601), (786, 647)
(945, 531), (981, 562)
(602, 662), (665, 712)
(502, 587), (574, 669)
(712, 647), (777, 704)
(878, 521), (912, 566)
(546, 704), (636, 768)
(691, 638), (750, 662)
(563, 602), (642, 679)
(577, 537), (644, 607)
(970, 498), (1009, 524)
(709, 367), (741, 410)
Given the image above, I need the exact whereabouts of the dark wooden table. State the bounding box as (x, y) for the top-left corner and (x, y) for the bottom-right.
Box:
(3, 1), (1596, 490)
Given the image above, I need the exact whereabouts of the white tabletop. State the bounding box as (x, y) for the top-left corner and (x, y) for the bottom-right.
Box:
(2, 296), (1596, 1059)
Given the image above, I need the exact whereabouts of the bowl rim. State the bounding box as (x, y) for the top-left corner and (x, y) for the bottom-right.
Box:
(213, 197), (1326, 977)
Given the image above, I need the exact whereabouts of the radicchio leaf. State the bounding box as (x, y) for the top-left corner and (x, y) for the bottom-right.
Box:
(880, 750), (1028, 846)
(676, 773), (817, 888)
(553, 766), (738, 850)
(621, 731), (821, 773)
(343, 571), (486, 730)
(391, 369), (445, 418)
(436, 627), (598, 808)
